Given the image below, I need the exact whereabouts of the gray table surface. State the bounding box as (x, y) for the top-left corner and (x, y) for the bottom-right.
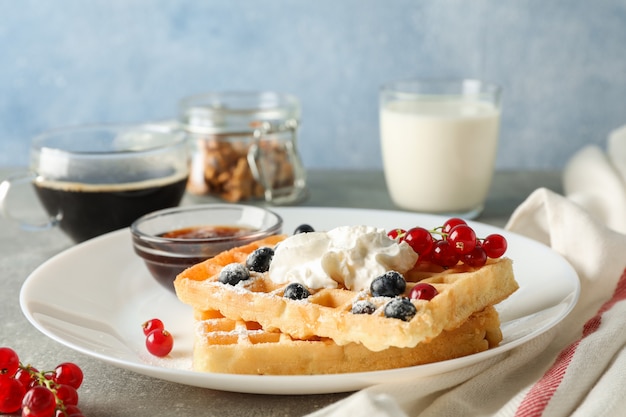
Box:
(0, 169), (562, 417)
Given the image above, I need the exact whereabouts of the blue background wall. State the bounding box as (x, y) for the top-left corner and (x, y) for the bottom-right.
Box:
(1, 0), (625, 170)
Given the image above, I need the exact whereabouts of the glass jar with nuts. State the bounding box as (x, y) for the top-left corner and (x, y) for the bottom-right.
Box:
(179, 91), (307, 204)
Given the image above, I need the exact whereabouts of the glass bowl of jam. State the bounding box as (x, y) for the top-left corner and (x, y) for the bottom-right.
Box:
(130, 203), (283, 291)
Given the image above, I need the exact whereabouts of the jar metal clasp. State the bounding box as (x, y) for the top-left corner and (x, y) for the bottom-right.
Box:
(248, 119), (307, 205)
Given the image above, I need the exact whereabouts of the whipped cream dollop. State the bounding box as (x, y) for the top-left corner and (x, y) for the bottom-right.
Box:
(268, 225), (418, 291)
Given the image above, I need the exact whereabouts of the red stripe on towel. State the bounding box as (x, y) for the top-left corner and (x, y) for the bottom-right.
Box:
(515, 267), (626, 417)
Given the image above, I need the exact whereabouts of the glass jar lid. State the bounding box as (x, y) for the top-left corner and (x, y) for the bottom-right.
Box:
(179, 91), (301, 135)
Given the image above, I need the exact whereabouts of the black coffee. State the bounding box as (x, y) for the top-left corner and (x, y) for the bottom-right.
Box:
(34, 175), (188, 243)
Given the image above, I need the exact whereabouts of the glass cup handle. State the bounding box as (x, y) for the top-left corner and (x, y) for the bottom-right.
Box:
(248, 120), (307, 205)
(0, 173), (61, 231)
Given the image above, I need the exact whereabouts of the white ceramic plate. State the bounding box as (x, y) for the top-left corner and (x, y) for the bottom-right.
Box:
(20, 207), (580, 395)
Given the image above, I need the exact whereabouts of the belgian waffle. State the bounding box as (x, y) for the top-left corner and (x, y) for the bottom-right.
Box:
(192, 306), (502, 375)
(174, 235), (518, 352)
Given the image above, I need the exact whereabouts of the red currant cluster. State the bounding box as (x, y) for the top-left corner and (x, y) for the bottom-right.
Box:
(388, 217), (508, 269)
(0, 347), (84, 417)
(142, 318), (174, 357)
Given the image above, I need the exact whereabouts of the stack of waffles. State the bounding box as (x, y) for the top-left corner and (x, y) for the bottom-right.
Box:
(174, 233), (518, 375)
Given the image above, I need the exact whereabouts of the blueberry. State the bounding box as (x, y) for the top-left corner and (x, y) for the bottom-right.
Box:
(283, 283), (310, 300)
(370, 271), (406, 297)
(384, 298), (417, 321)
(351, 300), (376, 315)
(218, 263), (250, 285)
(294, 224), (315, 234)
(245, 247), (274, 273)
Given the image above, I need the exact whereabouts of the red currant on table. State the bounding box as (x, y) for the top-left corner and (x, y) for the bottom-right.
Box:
(142, 318), (165, 336)
(409, 283), (438, 301)
(0, 346), (20, 377)
(22, 385), (57, 417)
(146, 329), (174, 357)
(54, 362), (83, 390)
(0, 347), (86, 417)
(14, 366), (38, 389)
(54, 384), (79, 407)
(57, 404), (84, 417)
(0, 376), (26, 413)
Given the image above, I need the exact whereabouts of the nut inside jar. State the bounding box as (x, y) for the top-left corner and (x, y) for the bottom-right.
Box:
(187, 132), (299, 203)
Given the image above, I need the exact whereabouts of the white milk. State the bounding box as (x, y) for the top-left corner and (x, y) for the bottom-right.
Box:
(380, 98), (500, 214)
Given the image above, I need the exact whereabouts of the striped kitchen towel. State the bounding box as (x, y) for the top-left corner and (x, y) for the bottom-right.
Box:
(310, 188), (626, 417)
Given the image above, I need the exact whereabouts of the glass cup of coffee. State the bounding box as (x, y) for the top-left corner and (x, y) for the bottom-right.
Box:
(0, 124), (190, 243)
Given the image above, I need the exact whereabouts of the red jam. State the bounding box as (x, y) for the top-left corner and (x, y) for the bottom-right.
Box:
(160, 225), (255, 239)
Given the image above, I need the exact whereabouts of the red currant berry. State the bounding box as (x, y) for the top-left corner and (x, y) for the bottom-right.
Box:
(22, 385), (56, 417)
(0, 346), (20, 378)
(409, 283), (438, 301)
(42, 371), (55, 384)
(430, 240), (459, 268)
(146, 329), (174, 357)
(14, 366), (38, 389)
(54, 363), (83, 390)
(462, 246), (488, 267)
(442, 218), (466, 234)
(55, 383), (79, 406)
(482, 234), (508, 258)
(387, 228), (406, 241)
(447, 224), (477, 255)
(0, 376), (26, 413)
(56, 405), (84, 417)
(142, 318), (165, 336)
(416, 249), (433, 264)
(403, 227), (434, 256)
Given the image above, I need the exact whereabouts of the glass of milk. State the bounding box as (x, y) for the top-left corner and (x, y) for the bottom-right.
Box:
(379, 79), (502, 219)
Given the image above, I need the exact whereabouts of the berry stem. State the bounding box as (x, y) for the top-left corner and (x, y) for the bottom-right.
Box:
(20, 363), (67, 409)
